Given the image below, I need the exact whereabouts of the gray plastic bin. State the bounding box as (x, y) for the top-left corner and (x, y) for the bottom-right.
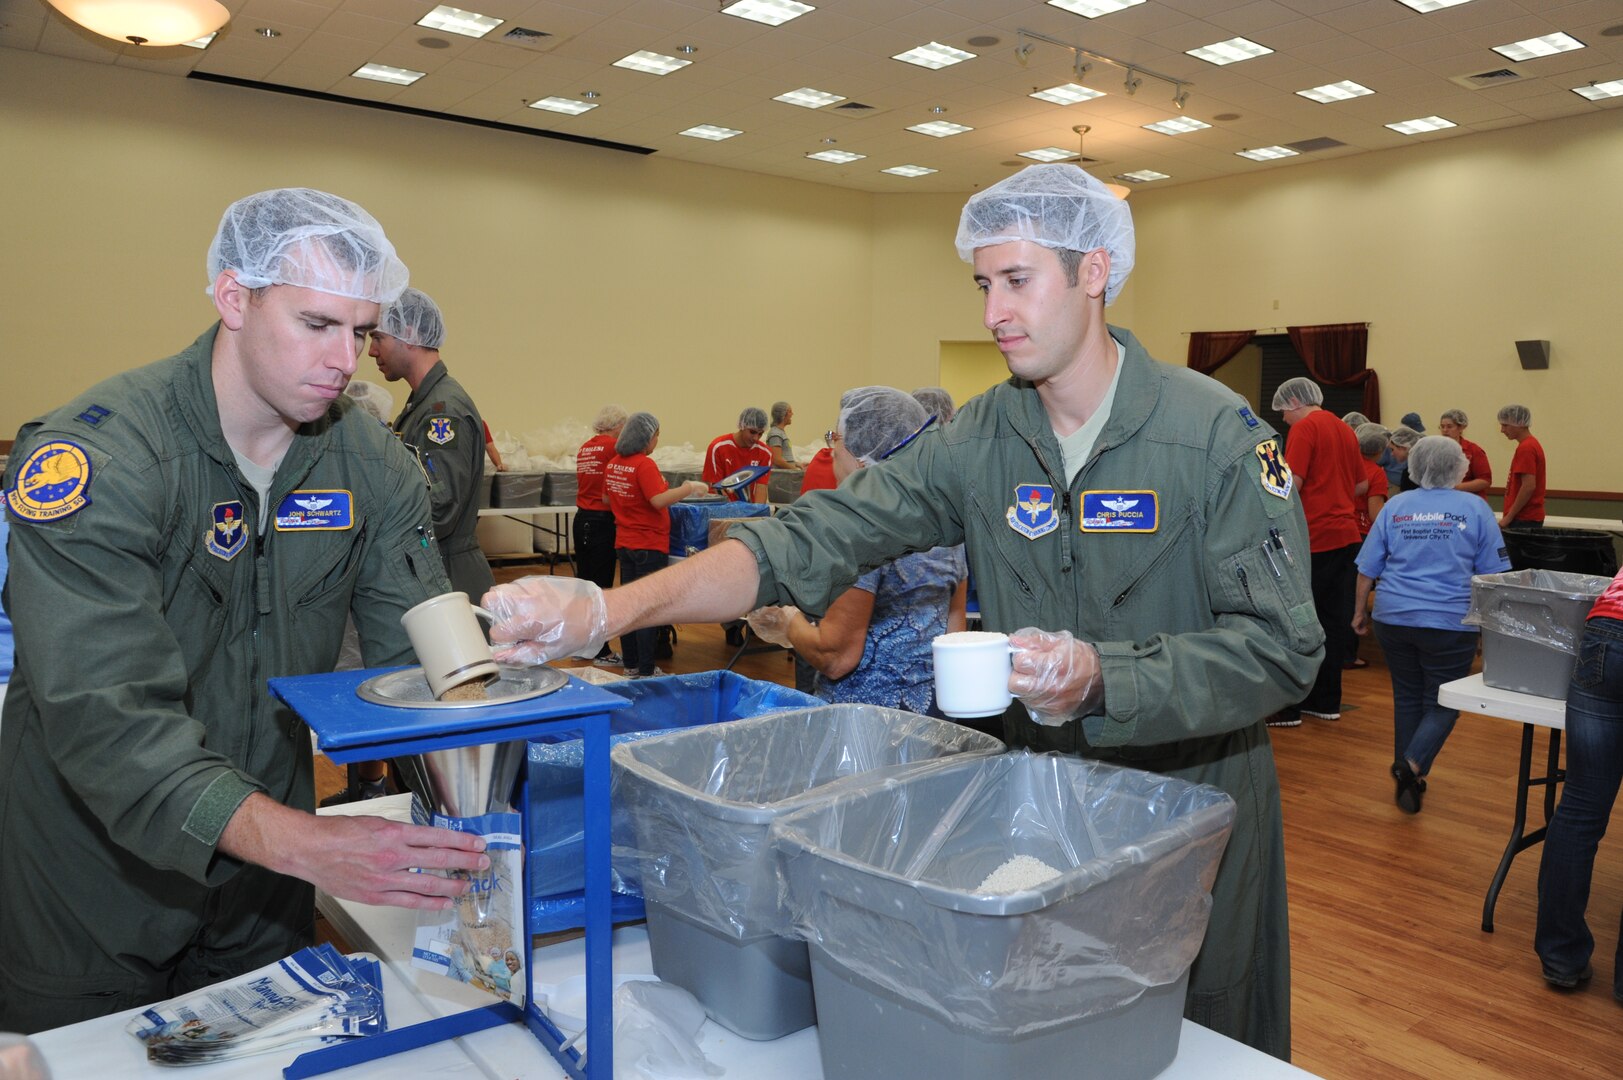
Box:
(611, 706), (1003, 1040)
(1467, 569), (1610, 699)
(539, 471), (577, 506)
(771, 752), (1236, 1080)
(493, 471), (544, 508)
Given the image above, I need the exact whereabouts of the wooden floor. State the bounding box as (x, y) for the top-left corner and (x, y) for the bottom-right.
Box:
(318, 559), (1623, 1079)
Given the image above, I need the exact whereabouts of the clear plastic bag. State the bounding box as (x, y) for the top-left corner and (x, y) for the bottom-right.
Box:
(1464, 569), (1611, 656)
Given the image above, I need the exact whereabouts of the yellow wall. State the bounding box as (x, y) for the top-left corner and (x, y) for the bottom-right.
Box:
(3, 46), (1619, 492)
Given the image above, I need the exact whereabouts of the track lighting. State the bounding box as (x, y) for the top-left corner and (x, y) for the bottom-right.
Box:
(1124, 68), (1142, 95)
(1012, 28), (1188, 109)
(1173, 84), (1189, 110)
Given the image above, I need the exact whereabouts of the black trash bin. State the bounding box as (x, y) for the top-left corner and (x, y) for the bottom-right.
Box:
(1503, 527), (1620, 577)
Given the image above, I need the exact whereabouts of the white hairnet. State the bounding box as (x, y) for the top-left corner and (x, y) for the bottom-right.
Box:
(380, 287), (445, 349)
(911, 386), (956, 423)
(770, 401), (792, 425)
(1354, 422), (1390, 458)
(837, 386), (929, 465)
(1409, 435), (1468, 489)
(593, 404), (628, 433)
(738, 407), (768, 431)
(1341, 411), (1370, 428)
(207, 188), (408, 303)
(955, 164), (1135, 305)
(1271, 377), (1323, 412)
(1497, 404), (1532, 427)
(1388, 424), (1422, 450)
(343, 380), (393, 424)
(1440, 408), (1468, 427)
(616, 412), (659, 457)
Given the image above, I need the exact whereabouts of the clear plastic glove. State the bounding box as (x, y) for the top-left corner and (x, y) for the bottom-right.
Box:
(683, 480), (709, 499)
(482, 576), (609, 664)
(0, 1033), (51, 1080)
(614, 981), (721, 1079)
(1008, 627), (1103, 727)
(745, 606), (799, 649)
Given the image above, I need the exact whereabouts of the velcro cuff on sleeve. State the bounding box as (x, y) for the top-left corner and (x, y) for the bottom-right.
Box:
(182, 770), (260, 847)
(1081, 649), (1138, 747)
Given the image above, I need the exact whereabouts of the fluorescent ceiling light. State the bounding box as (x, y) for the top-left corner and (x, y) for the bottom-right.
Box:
(1117, 170), (1169, 182)
(1386, 115), (1455, 134)
(1493, 33), (1585, 62)
(892, 42), (975, 69)
(907, 120), (973, 137)
(528, 97), (597, 115)
(1297, 80), (1374, 103)
(1019, 146), (1079, 162)
(1394, 0), (1475, 11)
(807, 149), (864, 163)
(1187, 37), (1273, 66)
(679, 124), (743, 140)
(1143, 116), (1210, 135)
(882, 164), (937, 177)
(417, 6), (501, 39)
(1573, 78), (1623, 101)
(181, 31), (217, 49)
(1030, 83), (1106, 105)
(1237, 145), (1299, 161)
(614, 50), (691, 75)
(721, 0), (814, 26)
(1047, 0), (1146, 16)
(775, 87), (844, 108)
(353, 64), (425, 85)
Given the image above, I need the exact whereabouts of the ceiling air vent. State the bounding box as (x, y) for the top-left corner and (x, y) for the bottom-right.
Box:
(1282, 136), (1346, 153)
(833, 101), (875, 111)
(1450, 68), (1522, 90)
(499, 27), (555, 50)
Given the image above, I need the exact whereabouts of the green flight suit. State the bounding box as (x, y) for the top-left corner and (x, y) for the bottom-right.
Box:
(0, 326), (451, 1033)
(728, 327), (1321, 1061)
(392, 360), (494, 602)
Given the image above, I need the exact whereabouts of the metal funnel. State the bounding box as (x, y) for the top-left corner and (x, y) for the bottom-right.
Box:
(413, 739), (525, 818)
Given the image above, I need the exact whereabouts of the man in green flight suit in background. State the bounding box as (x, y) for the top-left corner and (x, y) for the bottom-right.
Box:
(0, 189), (490, 1034)
(478, 165), (1323, 1061)
(369, 286), (495, 602)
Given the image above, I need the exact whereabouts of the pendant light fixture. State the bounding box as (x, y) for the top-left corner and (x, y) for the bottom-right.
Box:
(47, 0), (230, 47)
(1074, 125), (1131, 200)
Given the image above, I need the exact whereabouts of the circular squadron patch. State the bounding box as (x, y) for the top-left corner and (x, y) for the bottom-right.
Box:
(6, 440), (93, 522)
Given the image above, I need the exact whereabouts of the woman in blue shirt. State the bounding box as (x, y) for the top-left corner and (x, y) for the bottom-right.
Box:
(746, 387), (966, 719)
(1354, 436), (1510, 813)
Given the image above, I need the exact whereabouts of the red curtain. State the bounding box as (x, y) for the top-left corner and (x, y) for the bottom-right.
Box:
(1287, 322), (1380, 422)
(1186, 330), (1256, 376)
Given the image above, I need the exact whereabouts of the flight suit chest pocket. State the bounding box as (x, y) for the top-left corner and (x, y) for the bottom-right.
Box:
(176, 549), (232, 637)
(1222, 543), (1321, 653)
(288, 523), (369, 614)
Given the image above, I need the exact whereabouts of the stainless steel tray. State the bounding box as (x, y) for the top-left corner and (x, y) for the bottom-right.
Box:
(355, 664), (569, 709)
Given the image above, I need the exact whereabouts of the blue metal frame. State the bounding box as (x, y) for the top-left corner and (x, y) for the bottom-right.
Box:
(268, 667), (631, 1079)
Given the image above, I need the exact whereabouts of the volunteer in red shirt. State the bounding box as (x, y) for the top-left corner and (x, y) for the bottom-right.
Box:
(703, 406), (772, 503)
(1271, 376), (1362, 727)
(575, 404), (627, 665)
(1437, 408), (1491, 497)
(1496, 403), (1546, 529)
(799, 447), (838, 495)
(604, 411), (708, 677)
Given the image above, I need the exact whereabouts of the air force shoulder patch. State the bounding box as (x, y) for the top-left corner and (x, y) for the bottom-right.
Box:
(208, 501), (248, 560)
(427, 417), (455, 445)
(1256, 439), (1292, 499)
(1006, 484), (1058, 540)
(6, 441), (93, 523)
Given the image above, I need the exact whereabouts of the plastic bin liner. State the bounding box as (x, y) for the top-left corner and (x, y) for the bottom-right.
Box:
(611, 707), (1003, 940)
(541, 471), (578, 506)
(668, 500), (770, 556)
(1464, 569), (1610, 656)
(493, 471), (545, 508)
(770, 752), (1235, 1036)
(526, 671), (821, 898)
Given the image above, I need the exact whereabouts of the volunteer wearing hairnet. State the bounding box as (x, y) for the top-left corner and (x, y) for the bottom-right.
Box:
(765, 401), (799, 470)
(1353, 436), (1509, 812)
(369, 287), (494, 603)
(0, 189), (488, 1034)
(575, 404), (629, 666)
(1437, 408), (1491, 496)
(481, 164), (1319, 1060)
(1388, 424), (1422, 491)
(747, 388), (966, 718)
(911, 386), (957, 424)
(1497, 403), (1546, 530)
(703, 406), (772, 504)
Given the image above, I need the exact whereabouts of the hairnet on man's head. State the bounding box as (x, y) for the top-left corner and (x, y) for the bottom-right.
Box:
(1497, 404), (1532, 427)
(770, 401), (791, 425)
(738, 407), (768, 431)
(207, 188), (408, 303)
(1355, 423), (1390, 458)
(379, 287), (445, 349)
(1270, 377), (1323, 412)
(593, 404), (628, 433)
(911, 386), (956, 423)
(343, 380), (392, 424)
(837, 386), (929, 465)
(1342, 411), (1370, 428)
(616, 412), (659, 457)
(1409, 435), (1468, 489)
(1388, 424), (1422, 450)
(1440, 408), (1469, 427)
(1401, 412), (1426, 433)
(955, 164), (1135, 305)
